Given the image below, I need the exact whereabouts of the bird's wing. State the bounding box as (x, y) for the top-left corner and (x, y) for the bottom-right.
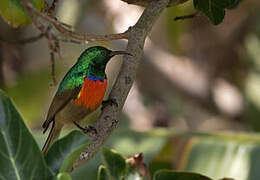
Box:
(42, 64), (85, 133)
(42, 86), (81, 133)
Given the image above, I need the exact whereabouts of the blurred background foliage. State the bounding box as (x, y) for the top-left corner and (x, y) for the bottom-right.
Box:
(1, 0), (260, 179)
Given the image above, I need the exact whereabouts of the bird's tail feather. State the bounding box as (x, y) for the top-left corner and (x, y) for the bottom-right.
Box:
(42, 120), (63, 154)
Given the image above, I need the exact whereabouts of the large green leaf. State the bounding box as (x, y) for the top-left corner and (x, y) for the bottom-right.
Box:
(193, 0), (241, 25)
(153, 170), (212, 180)
(101, 147), (127, 179)
(0, 89), (52, 179)
(45, 130), (89, 174)
(0, 0), (44, 27)
(183, 135), (260, 180)
(151, 132), (260, 180)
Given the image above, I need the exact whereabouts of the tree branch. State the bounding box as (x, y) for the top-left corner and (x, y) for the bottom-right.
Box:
(22, 0), (129, 42)
(72, 0), (170, 169)
(54, 24), (129, 42)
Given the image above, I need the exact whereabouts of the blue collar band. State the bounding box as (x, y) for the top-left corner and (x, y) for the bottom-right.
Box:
(86, 75), (104, 82)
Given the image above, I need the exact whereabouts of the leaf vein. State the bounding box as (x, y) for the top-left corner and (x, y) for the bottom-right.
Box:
(1, 131), (21, 180)
(14, 126), (22, 160)
(29, 157), (38, 180)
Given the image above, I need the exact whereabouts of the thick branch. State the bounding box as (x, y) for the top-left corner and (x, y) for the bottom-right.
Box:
(73, 0), (170, 168)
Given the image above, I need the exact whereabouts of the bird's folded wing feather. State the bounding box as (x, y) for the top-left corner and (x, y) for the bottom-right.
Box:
(42, 86), (81, 132)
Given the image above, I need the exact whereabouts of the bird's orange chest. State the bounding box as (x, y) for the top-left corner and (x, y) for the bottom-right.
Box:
(74, 77), (107, 110)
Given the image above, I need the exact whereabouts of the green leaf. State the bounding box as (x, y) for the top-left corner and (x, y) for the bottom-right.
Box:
(183, 136), (258, 180)
(45, 130), (89, 174)
(102, 147), (127, 179)
(151, 131), (260, 179)
(56, 172), (72, 180)
(0, 89), (52, 179)
(97, 165), (109, 180)
(193, 0), (241, 25)
(153, 170), (212, 180)
(0, 0), (44, 27)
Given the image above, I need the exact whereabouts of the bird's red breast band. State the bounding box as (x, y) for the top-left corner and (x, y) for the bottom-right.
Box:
(74, 77), (107, 110)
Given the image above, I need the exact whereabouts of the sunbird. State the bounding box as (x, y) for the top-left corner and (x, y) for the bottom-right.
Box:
(42, 46), (131, 153)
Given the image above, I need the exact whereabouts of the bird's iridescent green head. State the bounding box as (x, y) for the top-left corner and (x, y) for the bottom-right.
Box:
(76, 46), (131, 78)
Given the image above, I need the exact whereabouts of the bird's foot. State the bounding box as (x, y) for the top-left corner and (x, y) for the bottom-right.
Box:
(101, 98), (118, 110)
(84, 125), (98, 135)
(73, 121), (97, 135)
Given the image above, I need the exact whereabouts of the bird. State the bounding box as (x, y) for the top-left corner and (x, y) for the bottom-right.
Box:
(42, 46), (131, 154)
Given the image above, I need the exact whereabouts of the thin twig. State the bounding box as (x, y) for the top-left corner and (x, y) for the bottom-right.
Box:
(52, 34), (62, 60)
(174, 11), (199, 21)
(22, 0), (59, 84)
(22, 0), (46, 33)
(54, 25), (129, 42)
(47, 0), (59, 15)
(45, 29), (58, 85)
(49, 51), (57, 85)
(58, 38), (82, 44)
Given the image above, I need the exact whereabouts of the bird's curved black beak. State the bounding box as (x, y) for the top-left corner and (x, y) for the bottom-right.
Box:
(110, 51), (132, 57)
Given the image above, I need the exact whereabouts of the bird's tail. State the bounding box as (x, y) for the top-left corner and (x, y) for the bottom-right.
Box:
(42, 120), (63, 154)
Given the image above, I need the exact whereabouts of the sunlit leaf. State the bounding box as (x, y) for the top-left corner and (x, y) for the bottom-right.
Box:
(183, 136), (260, 180)
(152, 132), (260, 180)
(0, 89), (52, 179)
(45, 130), (89, 174)
(0, 0), (44, 27)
